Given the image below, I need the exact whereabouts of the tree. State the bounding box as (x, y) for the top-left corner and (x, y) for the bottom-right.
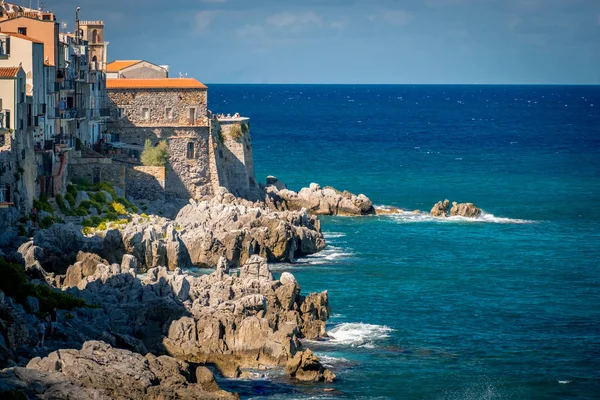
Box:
(140, 139), (168, 166)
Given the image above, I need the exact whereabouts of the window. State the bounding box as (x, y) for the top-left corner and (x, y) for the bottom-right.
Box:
(186, 142), (194, 159)
(92, 29), (98, 43)
(18, 27), (27, 36)
(142, 107), (149, 120)
(165, 107), (173, 120)
(111, 133), (120, 143)
(188, 108), (195, 125)
(117, 108), (124, 118)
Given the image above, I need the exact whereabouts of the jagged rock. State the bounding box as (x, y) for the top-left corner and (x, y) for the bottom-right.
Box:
(0, 341), (238, 399)
(120, 254), (138, 272)
(430, 199), (450, 217)
(195, 366), (220, 392)
(285, 349), (336, 382)
(450, 202), (482, 218)
(266, 183), (375, 216)
(32, 224), (84, 273)
(240, 255), (273, 281)
(266, 175), (287, 191)
(25, 296), (39, 314)
(175, 196), (324, 267)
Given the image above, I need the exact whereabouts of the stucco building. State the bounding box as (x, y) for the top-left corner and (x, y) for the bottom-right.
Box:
(106, 60), (168, 79)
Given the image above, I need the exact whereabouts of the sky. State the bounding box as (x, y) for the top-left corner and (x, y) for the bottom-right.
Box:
(47, 0), (600, 84)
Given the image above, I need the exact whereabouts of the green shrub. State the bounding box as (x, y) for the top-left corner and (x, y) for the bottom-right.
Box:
(0, 257), (90, 313)
(79, 200), (92, 210)
(75, 206), (88, 216)
(65, 192), (76, 209)
(129, 205), (139, 213)
(93, 182), (117, 198)
(67, 184), (78, 195)
(18, 224), (27, 236)
(97, 222), (107, 231)
(90, 215), (103, 226)
(56, 193), (68, 213)
(217, 128), (225, 144)
(82, 218), (93, 227)
(105, 212), (118, 221)
(141, 205), (148, 212)
(93, 191), (107, 204)
(89, 200), (103, 214)
(116, 196), (131, 207)
(33, 197), (53, 214)
(229, 124), (243, 140)
(140, 213), (149, 219)
(141, 139), (169, 166)
(82, 226), (93, 235)
(39, 215), (54, 229)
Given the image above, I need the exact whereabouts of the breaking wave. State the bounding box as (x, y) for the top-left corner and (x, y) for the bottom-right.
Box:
(327, 323), (395, 348)
(377, 208), (535, 224)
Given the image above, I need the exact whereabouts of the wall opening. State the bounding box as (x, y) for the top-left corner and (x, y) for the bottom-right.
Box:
(186, 142), (194, 159)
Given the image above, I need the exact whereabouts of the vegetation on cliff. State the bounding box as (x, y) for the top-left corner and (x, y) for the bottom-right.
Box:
(141, 140), (169, 166)
(0, 257), (89, 313)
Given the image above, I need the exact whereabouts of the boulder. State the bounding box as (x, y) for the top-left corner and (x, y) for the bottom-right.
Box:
(430, 199), (450, 217)
(75, 191), (90, 207)
(266, 183), (375, 216)
(265, 175), (287, 191)
(450, 202), (482, 218)
(285, 349), (336, 382)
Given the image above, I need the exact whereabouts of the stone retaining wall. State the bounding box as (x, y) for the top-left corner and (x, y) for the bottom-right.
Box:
(126, 166), (165, 201)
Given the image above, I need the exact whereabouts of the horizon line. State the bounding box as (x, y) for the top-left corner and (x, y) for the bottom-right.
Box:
(203, 82), (600, 86)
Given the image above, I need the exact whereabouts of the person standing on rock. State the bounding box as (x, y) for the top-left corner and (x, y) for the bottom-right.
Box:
(36, 318), (46, 349)
(49, 308), (58, 336)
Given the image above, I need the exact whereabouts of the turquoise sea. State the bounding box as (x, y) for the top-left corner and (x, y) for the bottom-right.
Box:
(209, 84), (600, 399)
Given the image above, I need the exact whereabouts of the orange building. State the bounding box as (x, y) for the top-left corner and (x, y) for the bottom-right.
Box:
(0, 2), (59, 67)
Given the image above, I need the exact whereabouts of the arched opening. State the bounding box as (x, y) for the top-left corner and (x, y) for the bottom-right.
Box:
(92, 55), (97, 62)
(92, 29), (98, 43)
(186, 142), (194, 159)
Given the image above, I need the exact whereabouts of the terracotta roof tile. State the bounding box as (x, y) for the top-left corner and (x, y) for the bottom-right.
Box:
(106, 78), (207, 90)
(106, 60), (142, 72)
(0, 31), (44, 44)
(0, 66), (21, 78)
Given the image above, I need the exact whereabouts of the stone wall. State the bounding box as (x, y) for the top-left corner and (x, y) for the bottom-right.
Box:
(121, 63), (168, 79)
(107, 88), (208, 128)
(69, 156), (125, 188)
(126, 166), (165, 201)
(212, 119), (261, 200)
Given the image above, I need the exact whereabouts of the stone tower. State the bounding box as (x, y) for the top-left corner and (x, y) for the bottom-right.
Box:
(79, 20), (107, 71)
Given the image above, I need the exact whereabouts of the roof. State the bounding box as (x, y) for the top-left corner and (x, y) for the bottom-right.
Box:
(106, 78), (207, 90)
(0, 66), (21, 79)
(0, 31), (44, 44)
(106, 60), (142, 72)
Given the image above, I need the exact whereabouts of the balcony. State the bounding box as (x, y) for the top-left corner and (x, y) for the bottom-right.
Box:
(61, 108), (87, 120)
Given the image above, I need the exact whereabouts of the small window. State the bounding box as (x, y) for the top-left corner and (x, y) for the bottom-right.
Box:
(142, 107), (150, 120)
(165, 107), (173, 120)
(186, 142), (194, 159)
(117, 108), (124, 118)
(18, 27), (27, 36)
(189, 108), (195, 125)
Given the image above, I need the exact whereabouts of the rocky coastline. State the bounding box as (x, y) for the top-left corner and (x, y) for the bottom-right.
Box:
(0, 180), (347, 398)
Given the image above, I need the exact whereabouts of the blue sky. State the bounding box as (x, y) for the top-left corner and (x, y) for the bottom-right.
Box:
(52, 0), (600, 84)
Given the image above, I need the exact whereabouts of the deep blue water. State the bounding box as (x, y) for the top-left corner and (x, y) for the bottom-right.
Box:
(209, 85), (600, 399)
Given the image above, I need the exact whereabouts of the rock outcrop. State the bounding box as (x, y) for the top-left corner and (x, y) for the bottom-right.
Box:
(61, 253), (333, 381)
(285, 349), (335, 383)
(174, 191), (325, 267)
(266, 180), (375, 216)
(430, 200), (482, 218)
(430, 199), (450, 217)
(0, 340), (238, 399)
(450, 202), (482, 218)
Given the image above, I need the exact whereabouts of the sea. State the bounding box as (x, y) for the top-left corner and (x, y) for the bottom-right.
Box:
(208, 84), (600, 399)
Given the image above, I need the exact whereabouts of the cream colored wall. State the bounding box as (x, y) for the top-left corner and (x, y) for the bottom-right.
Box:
(0, 78), (16, 129)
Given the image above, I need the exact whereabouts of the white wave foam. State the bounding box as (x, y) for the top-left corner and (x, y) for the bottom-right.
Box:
(323, 252), (354, 260)
(327, 323), (394, 347)
(323, 232), (346, 239)
(317, 355), (350, 368)
(558, 380), (571, 384)
(387, 210), (535, 225)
